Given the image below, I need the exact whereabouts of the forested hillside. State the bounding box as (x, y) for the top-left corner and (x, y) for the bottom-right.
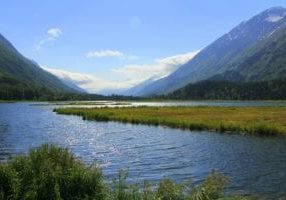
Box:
(0, 33), (78, 100)
(166, 78), (286, 100)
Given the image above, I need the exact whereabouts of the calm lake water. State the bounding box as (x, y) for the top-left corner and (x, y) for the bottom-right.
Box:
(1, 101), (286, 199)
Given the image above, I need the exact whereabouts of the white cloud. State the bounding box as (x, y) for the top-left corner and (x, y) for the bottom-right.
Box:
(86, 50), (139, 60)
(44, 67), (135, 94)
(47, 28), (62, 38)
(35, 28), (62, 51)
(86, 50), (123, 58)
(43, 50), (199, 94)
(112, 50), (200, 82)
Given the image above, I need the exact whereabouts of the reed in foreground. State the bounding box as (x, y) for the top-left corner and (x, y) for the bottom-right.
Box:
(0, 144), (255, 200)
(54, 106), (286, 135)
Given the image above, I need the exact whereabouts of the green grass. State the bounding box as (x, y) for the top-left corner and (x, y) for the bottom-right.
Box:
(0, 144), (256, 200)
(54, 106), (286, 136)
(0, 100), (15, 103)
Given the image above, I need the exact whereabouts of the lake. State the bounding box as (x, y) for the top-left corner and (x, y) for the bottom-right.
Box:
(1, 101), (286, 199)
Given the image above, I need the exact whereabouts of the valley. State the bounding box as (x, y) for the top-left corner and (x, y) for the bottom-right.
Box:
(1, 4), (286, 200)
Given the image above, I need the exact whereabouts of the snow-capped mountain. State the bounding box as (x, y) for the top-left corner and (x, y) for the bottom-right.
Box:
(134, 7), (286, 96)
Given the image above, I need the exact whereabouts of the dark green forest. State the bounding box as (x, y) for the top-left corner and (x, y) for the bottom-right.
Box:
(164, 78), (286, 100)
(2, 76), (286, 101)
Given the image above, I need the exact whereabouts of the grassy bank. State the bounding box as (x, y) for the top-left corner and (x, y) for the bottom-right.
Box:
(54, 106), (286, 135)
(0, 144), (255, 200)
(0, 100), (15, 103)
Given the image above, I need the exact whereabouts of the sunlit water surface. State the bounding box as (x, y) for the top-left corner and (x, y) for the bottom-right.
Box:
(1, 101), (286, 199)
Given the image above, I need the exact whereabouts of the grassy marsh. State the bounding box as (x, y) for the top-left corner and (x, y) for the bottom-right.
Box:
(54, 106), (286, 135)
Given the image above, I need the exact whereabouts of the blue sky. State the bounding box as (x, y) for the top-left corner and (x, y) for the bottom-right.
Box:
(1, 0), (286, 92)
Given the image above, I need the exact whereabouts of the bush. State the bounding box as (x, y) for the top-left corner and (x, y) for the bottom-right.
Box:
(0, 144), (106, 200)
(0, 144), (255, 200)
(0, 164), (18, 200)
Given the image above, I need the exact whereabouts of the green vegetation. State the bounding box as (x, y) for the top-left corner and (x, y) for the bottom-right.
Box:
(0, 144), (255, 200)
(0, 76), (72, 101)
(54, 106), (286, 135)
(0, 144), (105, 200)
(218, 26), (286, 82)
(165, 78), (286, 100)
(0, 100), (15, 103)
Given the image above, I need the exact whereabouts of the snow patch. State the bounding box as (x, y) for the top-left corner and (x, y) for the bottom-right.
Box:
(265, 12), (286, 22)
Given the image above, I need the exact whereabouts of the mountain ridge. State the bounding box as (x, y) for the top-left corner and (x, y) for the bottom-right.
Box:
(0, 33), (79, 99)
(132, 7), (286, 96)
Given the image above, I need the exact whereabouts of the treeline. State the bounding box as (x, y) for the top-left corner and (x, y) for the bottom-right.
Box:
(3, 75), (286, 101)
(0, 77), (141, 101)
(163, 78), (286, 100)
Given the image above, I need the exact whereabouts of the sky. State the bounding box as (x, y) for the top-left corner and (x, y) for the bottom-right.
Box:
(1, 0), (286, 93)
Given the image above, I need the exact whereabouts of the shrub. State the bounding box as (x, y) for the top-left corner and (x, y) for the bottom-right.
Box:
(1, 144), (106, 200)
(0, 164), (18, 200)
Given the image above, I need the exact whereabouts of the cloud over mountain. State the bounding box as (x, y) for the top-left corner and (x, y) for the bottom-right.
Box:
(112, 50), (200, 82)
(44, 50), (199, 94)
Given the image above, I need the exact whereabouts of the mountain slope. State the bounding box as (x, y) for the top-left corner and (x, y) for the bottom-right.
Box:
(43, 68), (87, 93)
(211, 23), (286, 82)
(0, 33), (76, 94)
(136, 7), (286, 96)
(121, 76), (158, 96)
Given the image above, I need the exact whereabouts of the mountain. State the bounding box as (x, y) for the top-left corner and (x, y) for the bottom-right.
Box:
(98, 76), (159, 96)
(43, 68), (87, 93)
(55, 78), (86, 93)
(135, 7), (286, 96)
(121, 76), (158, 96)
(0, 34), (78, 99)
(169, 24), (286, 100)
(210, 19), (286, 82)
